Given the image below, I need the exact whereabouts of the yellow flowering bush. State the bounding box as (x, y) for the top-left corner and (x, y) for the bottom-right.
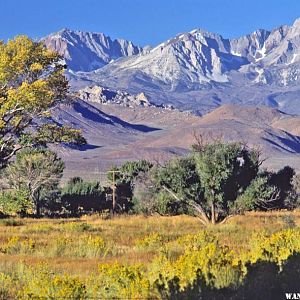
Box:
(49, 236), (71, 257)
(18, 265), (86, 299)
(0, 236), (35, 255)
(75, 235), (109, 258)
(0, 273), (16, 299)
(48, 235), (109, 258)
(152, 242), (242, 293)
(1, 222), (300, 299)
(176, 231), (216, 251)
(248, 229), (300, 265)
(87, 263), (154, 299)
(135, 232), (165, 250)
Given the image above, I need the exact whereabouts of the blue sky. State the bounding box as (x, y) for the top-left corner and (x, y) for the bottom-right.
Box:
(1, 0), (300, 46)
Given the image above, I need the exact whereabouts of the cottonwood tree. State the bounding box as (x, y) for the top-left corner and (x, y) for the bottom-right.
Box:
(0, 35), (85, 169)
(158, 141), (262, 224)
(5, 149), (64, 216)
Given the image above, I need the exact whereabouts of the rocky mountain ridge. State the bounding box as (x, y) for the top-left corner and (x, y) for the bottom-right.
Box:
(44, 29), (145, 72)
(43, 18), (300, 115)
(45, 18), (300, 85)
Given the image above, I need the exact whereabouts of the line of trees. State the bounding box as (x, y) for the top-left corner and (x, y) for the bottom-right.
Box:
(0, 139), (299, 221)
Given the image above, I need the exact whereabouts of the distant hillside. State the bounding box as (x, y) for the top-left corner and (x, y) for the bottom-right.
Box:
(51, 100), (300, 180)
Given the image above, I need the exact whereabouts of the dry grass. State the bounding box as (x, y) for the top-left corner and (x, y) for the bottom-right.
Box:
(0, 211), (299, 276)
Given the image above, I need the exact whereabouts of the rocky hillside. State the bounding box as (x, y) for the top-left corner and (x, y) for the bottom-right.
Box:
(109, 104), (300, 155)
(76, 85), (174, 109)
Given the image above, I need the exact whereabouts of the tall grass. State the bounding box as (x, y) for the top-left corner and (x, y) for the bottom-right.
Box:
(0, 212), (299, 298)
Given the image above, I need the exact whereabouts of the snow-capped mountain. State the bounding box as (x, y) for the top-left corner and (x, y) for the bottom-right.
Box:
(44, 18), (300, 115)
(44, 29), (145, 72)
(90, 18), (300, 86)
(229, 18), (300, 86)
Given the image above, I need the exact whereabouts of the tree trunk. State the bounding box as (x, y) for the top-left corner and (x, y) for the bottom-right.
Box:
(211, 201), (216, 224)
(210, 189), (216, 224)
(32, 192), (40, 217)
(35, 201), (40, 218)
(162, 185), (211, 225)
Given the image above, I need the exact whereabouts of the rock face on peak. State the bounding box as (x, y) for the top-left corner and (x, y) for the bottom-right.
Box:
(43, 29), (144, 72)
(230, 29), (271, 61)
(92, 29), (247, 87)
(229, 20), (300, 70)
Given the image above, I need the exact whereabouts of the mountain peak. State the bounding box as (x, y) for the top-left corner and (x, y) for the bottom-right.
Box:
(59, 27), (71, 33)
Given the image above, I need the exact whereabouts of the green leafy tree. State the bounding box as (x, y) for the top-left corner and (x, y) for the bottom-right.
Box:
(131, 171), (160, 215)
(155, 142), (261, 224)
(0, 189), (31, 216)
(234, 175), (280, 213)
(234, 166), (297, 213)
(108, 160), (153, 186)
(5, 148), (64, 216)
(269, 166), (296, 209)
(154, 156), (202, 203)
(149, 143), (296, 223)
(0, 35), (85, 169)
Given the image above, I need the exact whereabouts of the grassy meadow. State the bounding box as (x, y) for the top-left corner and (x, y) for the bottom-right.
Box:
(1, 212), (300, 299)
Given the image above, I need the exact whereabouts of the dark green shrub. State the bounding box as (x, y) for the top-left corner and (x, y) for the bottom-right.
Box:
(61, 177), (107, 215)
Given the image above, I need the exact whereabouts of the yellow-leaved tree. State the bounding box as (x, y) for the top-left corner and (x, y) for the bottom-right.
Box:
(0, 35), (85, 169)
